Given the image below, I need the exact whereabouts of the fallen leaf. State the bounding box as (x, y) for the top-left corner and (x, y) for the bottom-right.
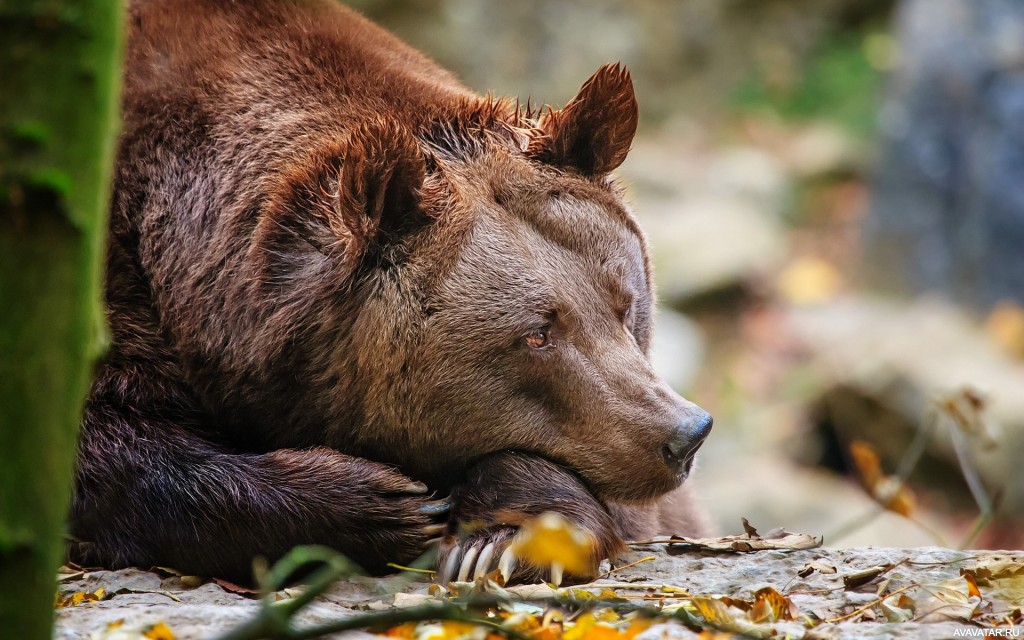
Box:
(89, 620), (177, 640)
(56, 587), (109, 608)
(741, 518), (759, 538)
(916, 578), (985, 622)
(143, 623), (175, 640)
(849, 440), (915, 517)
(966, 557), (1024, 605)
(880, 593), (914, 622)
(842, 564), (894, 590)
(798, 561), (837, 578)
(652, 530), (820, 554)
(213, 578), (260, 596)
(934, 388), (999, 448)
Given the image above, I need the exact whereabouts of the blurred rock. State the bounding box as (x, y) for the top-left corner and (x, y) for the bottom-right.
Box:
(866, 0), (1024, 309)
(641, 195), (788, 306)
(705, 146), (791, 214)
(650, 307), (705, 393)
(784, 122), (863, 179)
(788, 295), (1024, 513)
(347, 0), (894, 125)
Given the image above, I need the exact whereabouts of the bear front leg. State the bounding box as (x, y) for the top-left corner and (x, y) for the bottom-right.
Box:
(438, 452), (626, 586)
(71, 398), (448, 583)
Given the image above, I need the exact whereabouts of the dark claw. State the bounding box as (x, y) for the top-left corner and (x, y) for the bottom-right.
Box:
(403, 481), (429, 494)
(418, 496), (451, 515)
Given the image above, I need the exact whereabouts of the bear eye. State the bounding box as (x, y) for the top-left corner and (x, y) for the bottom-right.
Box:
(524, 325), (551, 350)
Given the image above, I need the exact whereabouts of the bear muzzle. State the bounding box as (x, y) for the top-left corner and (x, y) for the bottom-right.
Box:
(661, 409), (713, 475)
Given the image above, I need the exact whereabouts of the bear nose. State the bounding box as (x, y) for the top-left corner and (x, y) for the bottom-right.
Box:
(662, 411), (713, 470)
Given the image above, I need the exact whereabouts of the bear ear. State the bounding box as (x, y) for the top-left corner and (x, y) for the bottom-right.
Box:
(528, 63), (639, 176)
(255, 119), (427, 281)
(330, 118), (428, 260)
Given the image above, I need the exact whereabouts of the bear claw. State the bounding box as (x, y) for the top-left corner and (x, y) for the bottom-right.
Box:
(473, 542), (496, 580)
(422, 523), (448, 537)
(418, 497), (451, 515)
(497, 546), (517, 584)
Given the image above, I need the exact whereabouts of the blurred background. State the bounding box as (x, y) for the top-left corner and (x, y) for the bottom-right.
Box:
(348, 0), (1024, 550)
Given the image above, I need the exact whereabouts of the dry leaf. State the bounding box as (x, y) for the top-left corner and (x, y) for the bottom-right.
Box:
(848, 440), (916, 517)
(56, 587), (108, 608)
(688, 596), (774, 638)
(143, 623), (176, 640)
(798, 561), (837, 578)
(90, 621), (176, 640)
(842, 564), (894, 590)
(966, 557), (1024, 605)
(741, 518), (759, 537)
(935, 388), (999, 448)
(749, 587), (797, 622)
(213, 578), (260, 596)
(654, 530), (820, 553)
(880, 593), (914, 622)
(915, 577), (985, 622)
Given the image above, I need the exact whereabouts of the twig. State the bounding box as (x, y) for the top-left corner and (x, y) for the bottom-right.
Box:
(598, 556), (656, 579)
(386, 562), (435, 575)
(820, 584), (916, 624)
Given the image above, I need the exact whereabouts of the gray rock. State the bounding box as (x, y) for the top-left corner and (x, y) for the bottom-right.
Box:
(788, 295), (1024, 513)
(641, 195), (788, 305)
(866, 0), (1024, 309)
(55, 545), (1023, 639)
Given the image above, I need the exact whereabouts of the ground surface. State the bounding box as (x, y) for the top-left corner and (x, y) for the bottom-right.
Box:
(56, 544), (1023, 639)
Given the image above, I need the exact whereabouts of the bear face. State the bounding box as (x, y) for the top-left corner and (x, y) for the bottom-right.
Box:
(304, 67), (713, 503)
(347, 158), (706, 501)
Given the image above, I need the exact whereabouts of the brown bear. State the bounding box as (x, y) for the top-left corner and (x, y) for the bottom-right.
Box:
(69, 0), (713, 585)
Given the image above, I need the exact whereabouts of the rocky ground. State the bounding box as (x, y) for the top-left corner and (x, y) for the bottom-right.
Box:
(55, 543), (1024, 639)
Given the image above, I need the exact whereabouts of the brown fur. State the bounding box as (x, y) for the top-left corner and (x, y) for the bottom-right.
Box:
(70, 0), (712, 583)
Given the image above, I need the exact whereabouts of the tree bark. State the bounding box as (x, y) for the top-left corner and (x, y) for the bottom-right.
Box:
(0, 1), (124, 637)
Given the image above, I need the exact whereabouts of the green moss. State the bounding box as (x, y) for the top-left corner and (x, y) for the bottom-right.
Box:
(28, 167), (73, 196)
(10, 120), (51, 146)
(731, 30), (889, 136)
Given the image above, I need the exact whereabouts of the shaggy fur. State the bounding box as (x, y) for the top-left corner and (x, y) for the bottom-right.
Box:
(69, 0), (712, 583)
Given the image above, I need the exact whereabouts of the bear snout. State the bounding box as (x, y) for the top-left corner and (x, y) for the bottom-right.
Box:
(661, 410), (713, 473)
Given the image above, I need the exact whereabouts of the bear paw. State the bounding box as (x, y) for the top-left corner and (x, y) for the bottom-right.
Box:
(436, 452), (627, 586)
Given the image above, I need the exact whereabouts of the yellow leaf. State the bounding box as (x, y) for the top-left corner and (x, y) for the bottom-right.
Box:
(985, 301), (1024, 358)
(106, 619), (126, 631)
(562, 612), (598, 640)
(690, 597), (735, 626)
(777, 257), (842, 305)
(143, 622), (176, 640)
(849, 440), (915, 517)
(750, 586), (795, 622)
(621, 618), (652, 640)
(579, 624), (620, 640)
(385, 622), (418, 639)
(510, 512), (596, 576)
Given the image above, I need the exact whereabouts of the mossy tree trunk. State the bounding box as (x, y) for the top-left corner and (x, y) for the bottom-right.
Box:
(0, 1), (124, 637)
